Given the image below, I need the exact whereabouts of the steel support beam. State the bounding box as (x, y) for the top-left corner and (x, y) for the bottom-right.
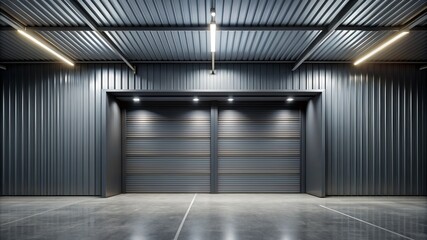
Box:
(210, 104), (218, 193)
(0, 65), (6, 70)
(64, 0), (136, 73)
(292, 0), (361, 71)
(2, 61), (427, 64)
(420, 65), (427, 70)
(0, 25), (426, 32)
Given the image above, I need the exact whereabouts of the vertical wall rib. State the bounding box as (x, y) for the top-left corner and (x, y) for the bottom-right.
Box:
(0, 63), (426, 195)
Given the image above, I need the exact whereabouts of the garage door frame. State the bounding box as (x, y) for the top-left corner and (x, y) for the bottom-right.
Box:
(101, 90), (326, 197)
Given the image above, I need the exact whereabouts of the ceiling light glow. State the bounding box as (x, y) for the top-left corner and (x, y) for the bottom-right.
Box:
(286, 97), (294, 102)
(211, 8), (216, 17)
(133, 97), (140, 102)
(354, 31), (409, 66)
(17, 30), (74, 66)
(228, 97), (234, 102)
(193, 97), (199, 102)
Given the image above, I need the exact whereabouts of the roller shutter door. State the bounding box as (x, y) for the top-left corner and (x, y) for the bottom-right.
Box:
(125, 106), (210, 192)
(218, 106), (301, 192)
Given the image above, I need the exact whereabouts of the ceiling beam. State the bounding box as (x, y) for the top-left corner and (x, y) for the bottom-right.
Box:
(0, 25), (426, 32)
(2, 61), (426, 64)
(0, 64), (6, 70)
(420, 65), (427, 70)
(64, 0), (136, 73)
(292, 0), (361, 71)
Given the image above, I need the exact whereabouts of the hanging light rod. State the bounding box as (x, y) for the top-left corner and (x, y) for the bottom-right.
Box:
(0, 9), (74, 66)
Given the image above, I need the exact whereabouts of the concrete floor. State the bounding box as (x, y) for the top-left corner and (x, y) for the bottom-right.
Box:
(0, 194), (426, 240)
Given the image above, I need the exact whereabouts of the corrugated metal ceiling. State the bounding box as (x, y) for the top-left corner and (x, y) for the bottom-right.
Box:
(310, 30), (392, 61)
(0, 0), (84, 26)
(374, 31), (427, 61)
(341, 0), (426, 26)
(40, 31), (118, 60)
(1, 0), (349, 26)
(107, 30), (320, 61)
(311, 30), (427, 61)
(0, 0), (426, 62)
(0, 31), (52, 60)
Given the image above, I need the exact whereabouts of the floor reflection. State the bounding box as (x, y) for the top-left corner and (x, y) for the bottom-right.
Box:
(0, 194), (426, 240)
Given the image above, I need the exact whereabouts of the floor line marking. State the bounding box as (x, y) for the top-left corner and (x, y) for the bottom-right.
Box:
(1, 198), (91, 226)
(173, 194), (197, 240)
(319, 205), (414, 240)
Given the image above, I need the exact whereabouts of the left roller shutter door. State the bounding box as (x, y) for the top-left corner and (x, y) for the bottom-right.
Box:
(125, 106), (210, 192)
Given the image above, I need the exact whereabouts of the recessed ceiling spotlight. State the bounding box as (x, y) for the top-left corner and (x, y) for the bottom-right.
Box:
(133, 97), (140, 102)
(193, 97), (199, 102)
(228, 97), (234, 102)
(286, 97), (294, 102)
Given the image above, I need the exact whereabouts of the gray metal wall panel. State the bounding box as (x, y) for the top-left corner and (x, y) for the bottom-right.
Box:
(306, 94), (326, 197)
(217, 107), (301, 193)
(104, 95), (122, 197)
(0, 63), (426, 195)
(124, 106), (210, 193)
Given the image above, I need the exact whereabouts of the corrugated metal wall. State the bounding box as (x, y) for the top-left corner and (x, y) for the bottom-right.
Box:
(1, 63), (426, 195)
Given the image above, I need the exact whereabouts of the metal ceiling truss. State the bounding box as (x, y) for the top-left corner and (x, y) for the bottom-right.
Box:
(0, 1), (426, 68)
(2, 61), (426, 65)
(292, 0), (360, 71)
(0, 26), (426, 32)
(0, 26), (427, 32)
(64, 0), (136, 73)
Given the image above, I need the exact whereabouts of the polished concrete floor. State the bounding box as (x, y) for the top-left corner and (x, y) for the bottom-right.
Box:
(0, 194), (426, 240)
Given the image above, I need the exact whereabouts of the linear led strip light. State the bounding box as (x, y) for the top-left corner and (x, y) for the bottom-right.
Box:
(210, 8), (216, 74)
(210, 9), (216, 53)
(354, 31), (409, 66)
(17, 29), (74, 66)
